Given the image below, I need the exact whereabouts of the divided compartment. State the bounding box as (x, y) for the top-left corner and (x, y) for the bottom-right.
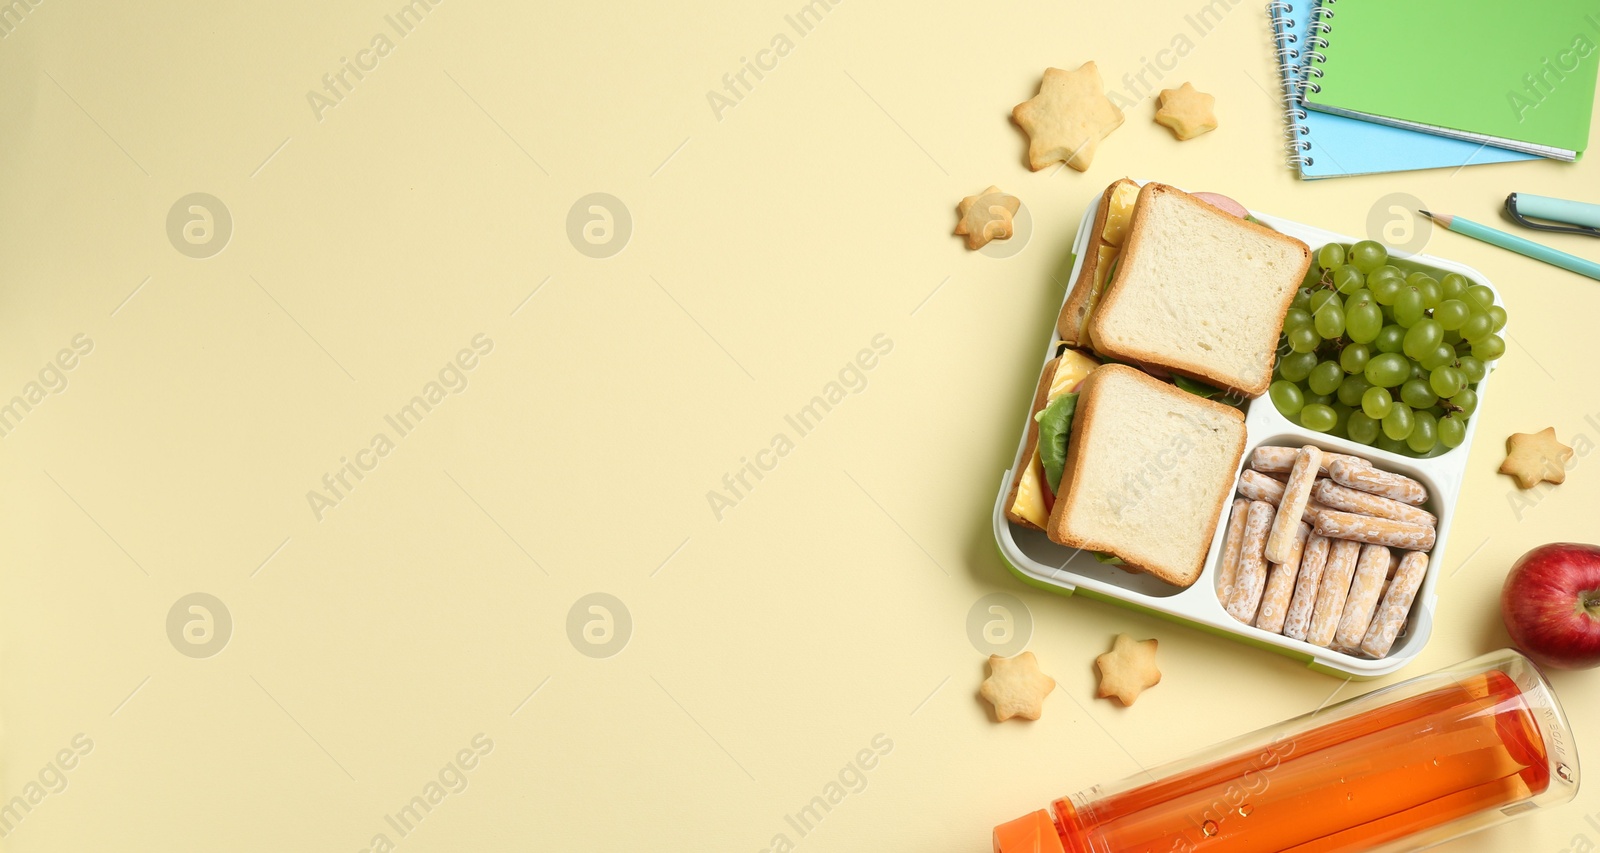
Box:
(992, 180), (1501, 679)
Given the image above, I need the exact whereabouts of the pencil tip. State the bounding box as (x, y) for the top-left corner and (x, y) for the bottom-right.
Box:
(1419, 210), (1432, 218)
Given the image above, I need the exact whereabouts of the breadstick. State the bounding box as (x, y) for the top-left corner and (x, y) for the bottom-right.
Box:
(1314, 509), (1436, 551)
(1360, 551), (1430, 658)
(1250, 446), (1368, 476)
(1333, 544), (1391, 651)
(1224, 501), (1276, 624)
(1255, 523), (1309, 634)
(1216, 498), (1250, 599)
(1328, 459), (1428, 506)
(1312, 479), (1436, 528)
(1307, 539), (1362, 647)
(1284, 533), (1331, 641)
(1266, 446), (1322, 564)
(1238, 469), (1285, 504)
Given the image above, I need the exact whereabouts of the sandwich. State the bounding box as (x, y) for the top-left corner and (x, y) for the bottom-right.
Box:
(1045, 364), (1246, 588)
(1004, 348), (1101, 530)
(1057, 178), (1140, 348)
(1085, 183), (1310, 397)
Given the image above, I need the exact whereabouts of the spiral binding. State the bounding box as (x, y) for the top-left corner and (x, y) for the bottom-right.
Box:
(1270, 0), (1335, 170)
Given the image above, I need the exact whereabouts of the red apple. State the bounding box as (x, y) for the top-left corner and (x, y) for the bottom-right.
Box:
(1501, 543), (1600, 670)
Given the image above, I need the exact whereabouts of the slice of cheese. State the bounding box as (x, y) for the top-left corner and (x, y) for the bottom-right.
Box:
(1047, 349), (1099, 401)
(1009, 350), (1101, 528)
(1011, 447), (1051, 529)
(1076, 244), (1120, 342)
(1100, 181), (1140, 247)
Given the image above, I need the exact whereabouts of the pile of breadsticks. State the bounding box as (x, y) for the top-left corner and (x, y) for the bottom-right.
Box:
(1217, 445), (1435, 659)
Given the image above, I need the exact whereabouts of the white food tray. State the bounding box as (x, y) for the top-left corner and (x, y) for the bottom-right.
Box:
(991, 182), (1501, 679)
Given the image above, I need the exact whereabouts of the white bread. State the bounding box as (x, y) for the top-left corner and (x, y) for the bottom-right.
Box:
(1057, 178), (1136, 346)
(1087, 183), (1310, 398)
(1046, 364), (1247, 588)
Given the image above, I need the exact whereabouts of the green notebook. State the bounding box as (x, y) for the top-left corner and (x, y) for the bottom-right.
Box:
(1303, 0), (1600, 161)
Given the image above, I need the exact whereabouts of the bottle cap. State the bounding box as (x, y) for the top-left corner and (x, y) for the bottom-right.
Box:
(992, 809), (1066, 853)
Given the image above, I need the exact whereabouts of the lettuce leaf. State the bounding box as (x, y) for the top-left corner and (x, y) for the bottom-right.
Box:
(1034, 392), (1079, 494)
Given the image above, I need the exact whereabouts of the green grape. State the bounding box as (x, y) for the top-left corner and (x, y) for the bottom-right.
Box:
(1488, 305), (1507, 331)
(1309, 360), (1344, 395)
(1407, 410), (1438, 453)
(1408, 360), (1427, 381)
(1347, 411), (1380, 445)
(1300, 403), (1337, 432)
(1460, 313), (1493, 344)
(1418, 279), (1442, 309)
(1451, 387), (1479, 417)
(1438, 413), (1466, 448)
(1314, 303), (1346, 338)
(1472, 334), (1506, 361)
(1467, 285), (1495, 311)
(1400, 378), (1437, 409)
(1457, 356), (1486, 383)
(1349, 240), (1387, 273)
(1361, 386), (1393, 419)
(1269, 380), (1305, 417)
(1340, 343), (1372, 374)
(1279, 351), (1318, 382)
(1346, 304), (1383, 343)
(1337, 374), (1372, 406)
(1402, 320), (1443, 360)
(1404, 272), (1434, 287)
(1284, 308), (1312, 330)
(1429, 365), (1464, 398)
(1305, 391), (1334, 408)
(1440, 273), (1469, 300)
(1317, 243), (1346, 271)
(1365, 352), (1411, 387)
(1332, 267), (1364, 295)
(1291, 288), (1313, 311)
(1288, 326), (1321, 353)
(1344, 288), (1374, 307)
(1330, 403), (1352, 434)
(1435, 299), (1470, 331)
(1374, 325), (1406, 354)
(1443, 328), (1463, 346)
(1420, 343), (1456, 371)
(1372, 276), (1403, 305)
(1377, 434), (1409, 455)
(1394, 288), (1425, 327)
(1309, 290), (1339, 313)
(1382, 402), (1415, 440)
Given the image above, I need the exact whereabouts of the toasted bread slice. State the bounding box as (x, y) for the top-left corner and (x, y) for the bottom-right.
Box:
(1086, 183), (1310, 398)
(1057, 178), (1138, 346)
(1046, 364), (1246, 588)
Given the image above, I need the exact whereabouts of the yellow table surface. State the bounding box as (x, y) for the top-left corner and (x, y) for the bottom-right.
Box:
(3, 0), (1599, 850)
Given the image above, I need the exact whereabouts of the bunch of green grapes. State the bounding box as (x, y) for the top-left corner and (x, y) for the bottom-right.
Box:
(1268, 240), (1506, 456)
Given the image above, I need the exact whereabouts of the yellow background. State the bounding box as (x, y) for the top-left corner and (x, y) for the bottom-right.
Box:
(2, 0), (1598, 850)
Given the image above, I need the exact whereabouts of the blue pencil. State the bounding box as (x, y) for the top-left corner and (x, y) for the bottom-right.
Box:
(1420, 210), (1600, 282)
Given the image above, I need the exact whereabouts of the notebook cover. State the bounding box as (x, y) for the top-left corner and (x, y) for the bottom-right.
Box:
(1271, 0), (1536, 177)
(1304, 0), (1599, 157)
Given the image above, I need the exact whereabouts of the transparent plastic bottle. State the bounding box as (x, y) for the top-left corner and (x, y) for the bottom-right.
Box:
(994, 650), (1579, 853)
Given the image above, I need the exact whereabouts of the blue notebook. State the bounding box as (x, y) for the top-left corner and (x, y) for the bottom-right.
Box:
(1270, 0), (1537, 179)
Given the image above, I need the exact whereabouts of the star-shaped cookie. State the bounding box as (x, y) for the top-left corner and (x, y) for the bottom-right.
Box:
(980, 652), (1056, 721)
(1095, 634), (1161, 706)
(1012, 62), (1124, 172)
(954, 186), (1021, 250)
(1500, 427), (1574, 489)
(1154, 82), (1217, 141)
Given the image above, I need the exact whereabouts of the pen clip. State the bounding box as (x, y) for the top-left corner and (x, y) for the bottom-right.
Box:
(1505, 193), (1600, 238)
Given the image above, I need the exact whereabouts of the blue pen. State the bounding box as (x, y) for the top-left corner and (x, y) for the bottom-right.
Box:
(1419, 210), (1600, 282)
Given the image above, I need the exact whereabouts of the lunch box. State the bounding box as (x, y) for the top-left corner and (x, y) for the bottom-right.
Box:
(991, 183), (1502, 679)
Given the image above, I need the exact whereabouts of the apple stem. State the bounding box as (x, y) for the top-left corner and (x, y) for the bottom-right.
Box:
(1586, 590), (1600, 619)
